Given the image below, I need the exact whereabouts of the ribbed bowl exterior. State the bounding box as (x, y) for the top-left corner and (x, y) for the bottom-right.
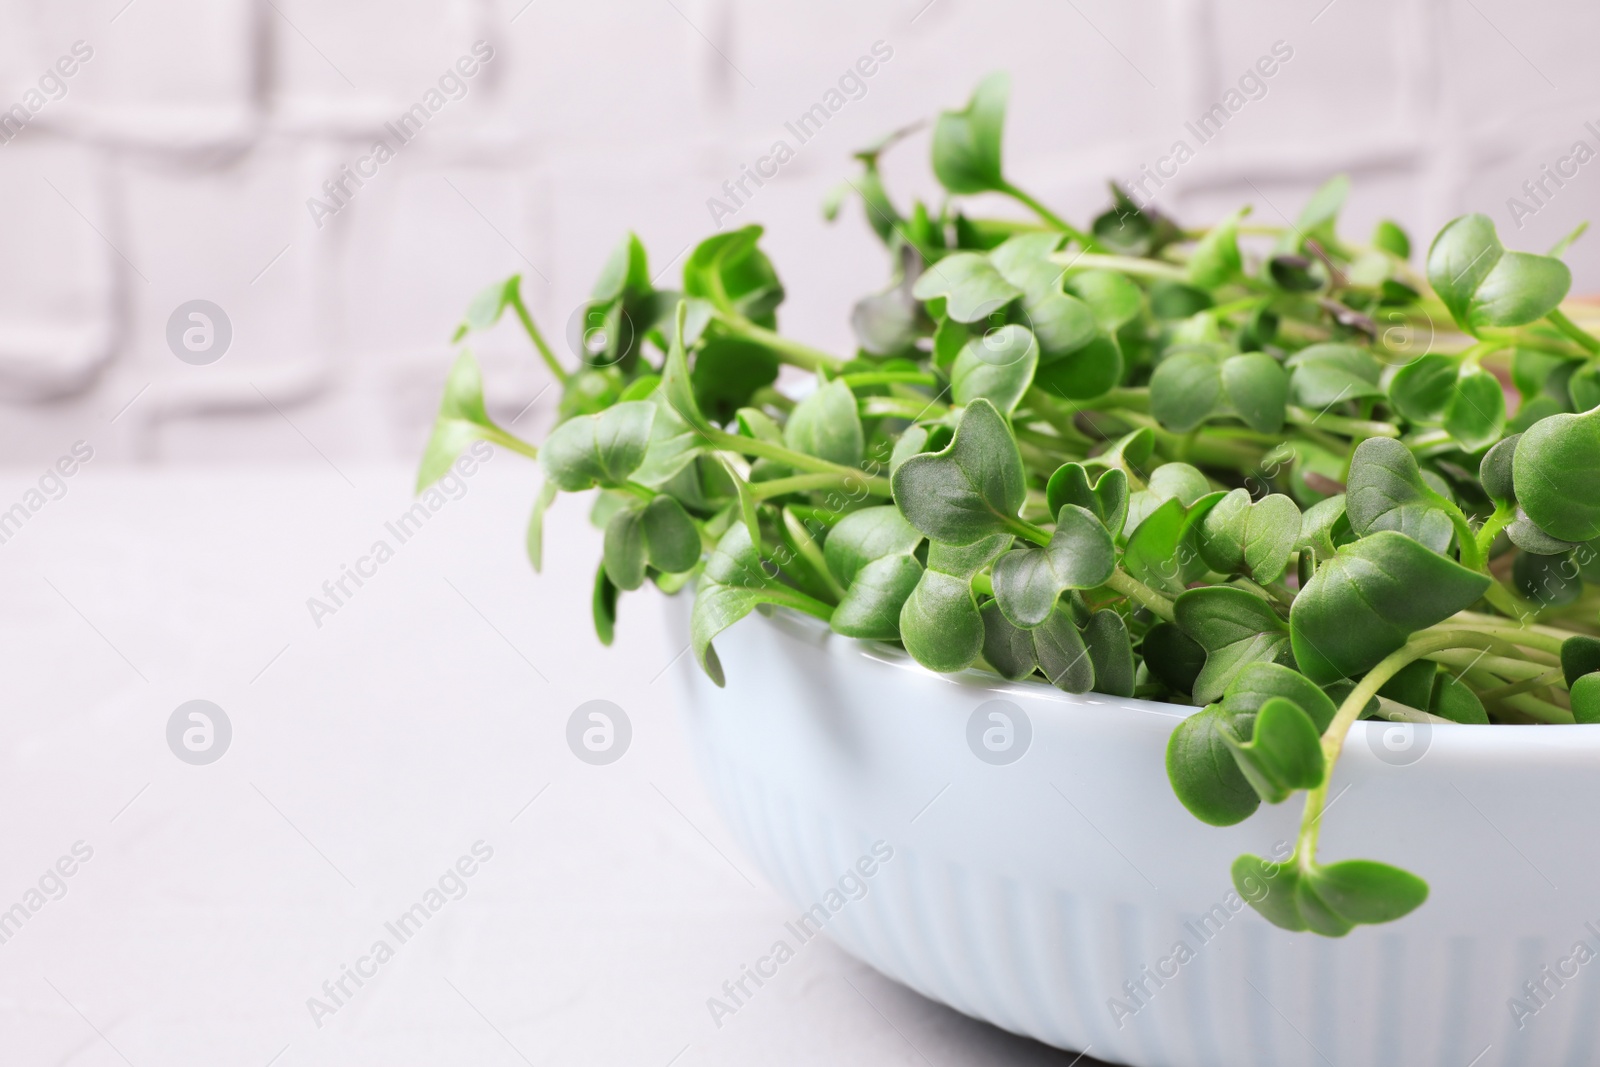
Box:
(671, 607), (1600, 1067)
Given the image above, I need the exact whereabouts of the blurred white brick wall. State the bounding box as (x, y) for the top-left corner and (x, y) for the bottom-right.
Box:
(0, 0), (1596, 463)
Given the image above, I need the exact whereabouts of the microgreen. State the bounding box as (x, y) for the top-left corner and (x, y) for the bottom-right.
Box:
(423, 73), (1600, 938)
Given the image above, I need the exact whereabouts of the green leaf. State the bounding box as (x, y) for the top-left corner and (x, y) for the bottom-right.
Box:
(1032, 601), (1094, 692)
(1290, 531), (1491, 682)
(1571, 673), (1600, 723)
(892, 399), (1027, 545)
(591, 233), (651, 304)
(889, 426), (931, 474)
(1122, 496), (1190, 595)
(1032, 332), (1124, 400)
(662, 301), (713, 433)
(1196, 488), (1302, 583)
(1167, 705), (1261, 826)
(736, 406), (783, 443)
(1148, 462), (1212, 506)
(1083, 609), (1135, 697)
(1188, 208), (1245, 289)
(691, 581), (753, 687)
(932, 315), (968, 370)
(1431, 670), (1488, 724)
(1514, 550), (1582, 607)
(992, 235), (1100, 361)
(1268, 255), (1324, 293)
(990, 505), (1117, 627)
(1231, 855), (1308, 932)
(1373, 220), (1411, 259)
(1560, 634), (1600, 686)
(592, 563), (618, 647)
(714, 454), (761, 550)
(1388, 354), (1457, 423)
(1427, 214), (1500, 329)
(1142, 621), (1206, 695)
(990, 232), (1064, 293)
(1222, 696), (1326, 804)
(1086, 426), (1155, 481)
(931, 72), (1009, 195)
(1468, 252), (1571, 330)
(1344, 437), (1455, 554)
(1427, 213), (1571, 333)
(823, 505), (923, 586)
(1149, 282), (1213, 321)
(418, 351), (504, 491)
(899, 569), (984, 672)
(911, 253), (1022, 323)
(1297, 494), (1352, 562)
(1286, 343), (1385, 408)
(831, 554), (923, 640)
(1514, 407), (1600, 542)
(540, 401), (656, 491)
(1221, 352), (1289, 434)
(1174, 586), (1293, 705)
(683, 226), (784, 326)
(1443, 367), (1506, 452)
(1505, 509), (1579, 555)
(1297, 174), (1348, 241)
(784, 379), (864, 467)
(1220, 661), (1338, 733)
(951, 325), (1039, 413)
(1302, 859), (1428, 927)
(980, 600), (1037, 680)
(926, 533), (1010, 578)
(634, 389), (706, 487)
(1150, 348), (1223, 433)
(1045, 463), (1128, 539)
(692, 523), (785, 685)
(603, 504), (650, 591)
(1378, 658), (1436, 712)
(1064, 270), (1143, 331)
(692, 337), (780, 425)
(453, 276), (520, 342)
(525, 479), (559, 572)
(641, 495), (701, 573)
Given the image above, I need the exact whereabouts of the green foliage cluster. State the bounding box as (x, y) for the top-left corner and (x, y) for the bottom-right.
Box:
(421, 73), (1600, 936)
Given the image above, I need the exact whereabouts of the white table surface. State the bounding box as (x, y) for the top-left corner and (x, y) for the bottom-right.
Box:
(0, 458), (1105, 1066)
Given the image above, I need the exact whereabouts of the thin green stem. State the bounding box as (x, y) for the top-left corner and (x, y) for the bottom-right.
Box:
(1003, 515), (1053, 548)
(782, 508), (846, 603)
(482, 426), (540, 461)
(1425, 620), (1565, 656)
(1373, 697), (1454, 725)
(1475, 502), (1515, 562)
(1105, 569), (1177, 622)
(998, 182), (1098, 248)
(706, 428), (892, 493)
(1500, 692), (1575, 724)
(506, 289), (570, 385)
(1296, 631), (1502, 865)
(1053, 252), (1188, 281)
(750, 472), (892, 499)
(760, 582), (836, 623)
(861, 395), (948, 421)
(1477, 668), (1565, 703)
(1546, 307), (1600, 355)
(841, 371), (939, 389)
(1285, 406), (1400, 440)
(1426, 649), (1551, 680)
(715, 312), (846, 372)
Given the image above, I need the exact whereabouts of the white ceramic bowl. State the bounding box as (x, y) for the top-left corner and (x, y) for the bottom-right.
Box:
(671, 605), (1600, 1067)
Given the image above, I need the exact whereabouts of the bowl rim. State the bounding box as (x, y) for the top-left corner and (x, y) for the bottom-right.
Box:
(751, 604), (1600, 750)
